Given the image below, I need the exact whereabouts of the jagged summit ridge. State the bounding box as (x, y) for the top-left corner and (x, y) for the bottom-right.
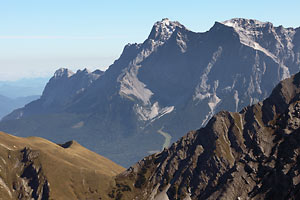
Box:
(222, 18), (296, 67)
(148, 18), (185, 42)
(53, 68), (74, 78)
(222, 18), (273, 29)
(53, 67), (103, 79)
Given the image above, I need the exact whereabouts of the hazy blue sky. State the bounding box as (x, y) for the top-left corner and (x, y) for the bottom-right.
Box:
(1, 0), (299, 80)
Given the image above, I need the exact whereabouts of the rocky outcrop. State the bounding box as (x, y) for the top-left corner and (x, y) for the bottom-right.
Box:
(0, 146), (50, 200)
(15, 147), (49, 200)
(113, 72), (300, 199)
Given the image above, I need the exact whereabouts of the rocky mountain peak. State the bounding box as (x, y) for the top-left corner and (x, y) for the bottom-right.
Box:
(92, 69), (105, 75)
(222, 18), (296, 62)
(74, 68), (104, 81)
(222, 18), (273, 30)
(53, 68), (74, 79)
(148, 18), (185, 42)
(221, 18), (276, 44)
(76, 68), (90, 74)
(42, 67), (103, 106)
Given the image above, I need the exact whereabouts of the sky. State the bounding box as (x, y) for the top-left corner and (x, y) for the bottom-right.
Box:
(0, 0), (300, 81)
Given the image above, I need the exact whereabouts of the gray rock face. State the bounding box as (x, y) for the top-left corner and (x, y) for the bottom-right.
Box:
(1, 18), (300, 167)
(114, 72), (300, 200)
(2, 68), (103, 120)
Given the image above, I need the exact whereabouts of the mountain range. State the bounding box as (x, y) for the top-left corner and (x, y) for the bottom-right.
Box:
(0, 60), (299, 199)
(1, 18), (300, 167)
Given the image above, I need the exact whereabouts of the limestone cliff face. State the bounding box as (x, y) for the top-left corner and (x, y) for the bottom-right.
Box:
(114, 72), (300, 200)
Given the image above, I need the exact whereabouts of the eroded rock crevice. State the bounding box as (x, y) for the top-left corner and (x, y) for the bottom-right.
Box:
(15, 147), (50, 200)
